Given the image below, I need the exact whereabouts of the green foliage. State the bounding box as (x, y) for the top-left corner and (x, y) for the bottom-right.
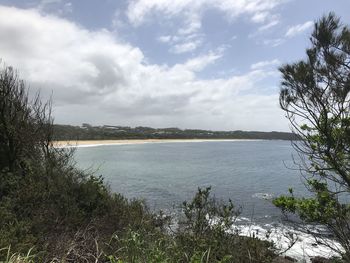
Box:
(180, 187), (236, 235)
(176, 188), (276, 263)
(275, 12), (350, 261)
(108, 188), (276, 263)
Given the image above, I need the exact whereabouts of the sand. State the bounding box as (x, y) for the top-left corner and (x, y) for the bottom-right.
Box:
(53, 139), (261, 148)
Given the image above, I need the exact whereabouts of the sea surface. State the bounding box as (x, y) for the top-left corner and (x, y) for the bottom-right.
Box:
(73, 140), (305, 222)
(73, 140), (340, 260)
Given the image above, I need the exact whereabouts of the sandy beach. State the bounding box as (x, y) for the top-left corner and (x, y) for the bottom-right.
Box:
(54, 138), (261, 148)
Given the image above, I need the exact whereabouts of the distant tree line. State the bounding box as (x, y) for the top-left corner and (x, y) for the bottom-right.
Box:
(53, 124), (298, 141)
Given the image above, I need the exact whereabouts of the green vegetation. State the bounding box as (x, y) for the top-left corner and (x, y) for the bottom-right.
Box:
(0, 65), (284, 262)
(273, 13), (350, 261)
(53, 124), (296, 141)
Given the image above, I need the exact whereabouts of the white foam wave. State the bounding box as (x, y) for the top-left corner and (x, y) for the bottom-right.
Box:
(252, 192), (274, 200)
(233, 222), (342, 262)
(163, 212), (343, 262)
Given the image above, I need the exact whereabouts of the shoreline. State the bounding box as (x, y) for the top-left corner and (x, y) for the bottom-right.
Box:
(54, 138), (264, 148)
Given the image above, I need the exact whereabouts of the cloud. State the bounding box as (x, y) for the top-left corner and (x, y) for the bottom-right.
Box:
(111, 10), (128, 32)
(0, 5), (288, 131)
(285, 21), (313, 38)
(251, 59), (280, 70)
(158, 32), (204, 54)
(0, 6), (143, 102)
(38, 0), (62, 7)
(258, 18), (279, 31)
(127, 0), (285, 27)
(262, 38), (284, 47)
(254, 20), (312, 47)
(171, 40), (202, 54)
(158, 35), (172, 43)
(158, 13), (204, 53)
(183, 51), (223, 72)
(127, 0), (286, 53)
(177, 13), (202, 35)
(251, 11), (269, 23)
(37, 0), (73, 15)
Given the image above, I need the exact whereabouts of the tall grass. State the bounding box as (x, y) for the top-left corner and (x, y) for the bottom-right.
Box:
(0, 247), (35, 263)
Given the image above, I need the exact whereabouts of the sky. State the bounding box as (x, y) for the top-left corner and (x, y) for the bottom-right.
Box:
(0, 0), (349, 131)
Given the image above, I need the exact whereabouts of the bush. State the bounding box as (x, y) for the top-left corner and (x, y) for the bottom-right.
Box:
(108, 187), (276, 263)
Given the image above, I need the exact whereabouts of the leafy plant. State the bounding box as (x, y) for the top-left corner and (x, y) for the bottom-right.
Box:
(274, 13), (350, 261)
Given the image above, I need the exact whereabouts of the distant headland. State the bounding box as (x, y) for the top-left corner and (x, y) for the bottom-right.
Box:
(53, 123), (298, 141)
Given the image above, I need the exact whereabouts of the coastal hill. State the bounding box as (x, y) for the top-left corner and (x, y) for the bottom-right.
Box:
(53, 123), (297, 141)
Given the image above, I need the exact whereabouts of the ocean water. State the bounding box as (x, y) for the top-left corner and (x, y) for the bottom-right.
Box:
(73, 140), (305, 222)
(72, 140), (341, 261)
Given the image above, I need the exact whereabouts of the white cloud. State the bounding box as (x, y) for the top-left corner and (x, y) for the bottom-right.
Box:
(183, 51), (223, 72)
(258, 18), (279, 31)
(251, 59), (280, 70)
(177, 13), (201, 35)
(128, 0), (287, 53)
(157, 34), (203, 55)
(253, 19), (312, 47)
(37, 0), (72, 15)
(158, 35), (172, 43)
(159, 33), (204, 54)
(262, 38), (284, 47)
(285, 21), (313, 38)
(251, 11), (269, 23)
(127, 0), (285, 27)
(171, 40), (202, 54)
(112, 10), (127, 31)
(158, 13), (203, 53)
(39, 0), (62, 7)
(0, 6), (288, 131)
(252, 11), (280, 32)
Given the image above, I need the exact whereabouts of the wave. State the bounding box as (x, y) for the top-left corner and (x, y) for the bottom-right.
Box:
(232, 219), (342, 262)
(252, 192), (274, 200)
(167, 212), (342, 262)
